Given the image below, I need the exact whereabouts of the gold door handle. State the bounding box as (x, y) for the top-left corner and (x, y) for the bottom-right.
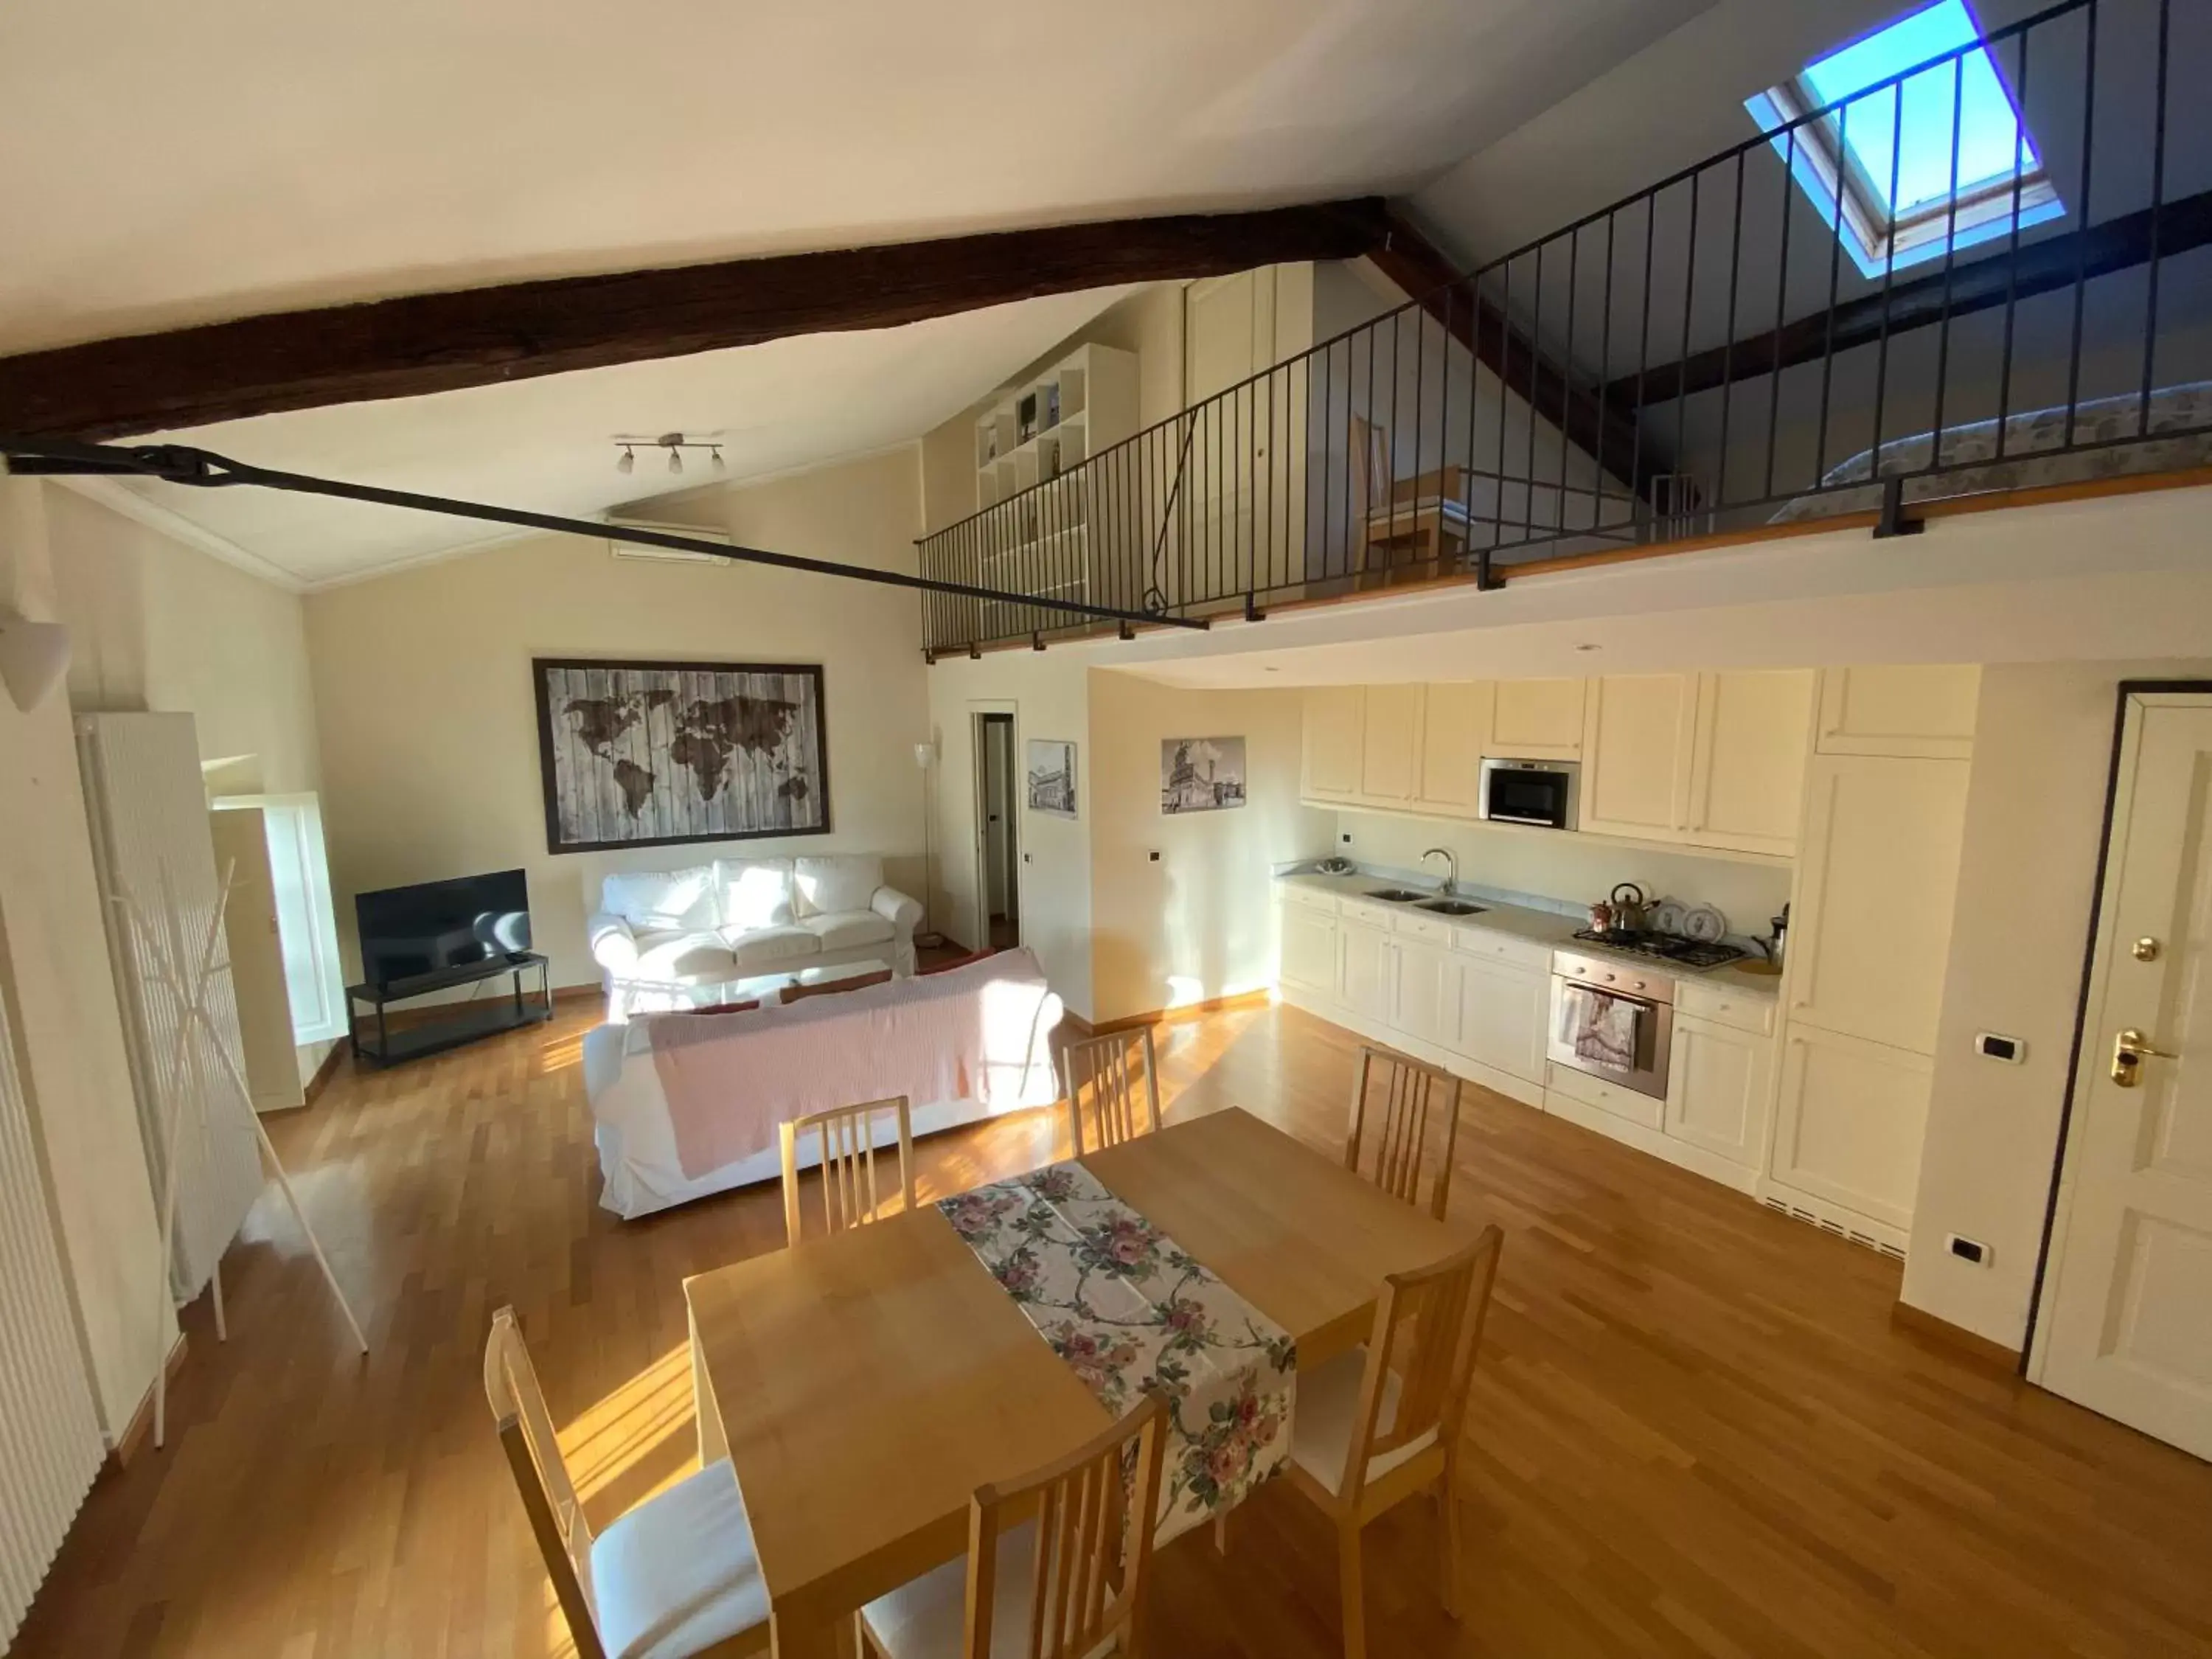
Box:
(2111, 1028), (2176, 1088)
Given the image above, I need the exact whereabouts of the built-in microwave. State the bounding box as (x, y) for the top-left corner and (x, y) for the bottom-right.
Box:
(1478, 757), (1580, 830)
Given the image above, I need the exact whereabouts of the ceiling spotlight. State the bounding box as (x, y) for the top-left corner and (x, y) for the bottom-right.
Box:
(616, 445), (635, 476)
(711, 446), (726, 473)
(668, 445), (684, 476)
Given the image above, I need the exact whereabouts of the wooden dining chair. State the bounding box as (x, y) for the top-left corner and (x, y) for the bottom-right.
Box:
(779, 1095), (915, 1248)
(482, 1307), (768, 1659)
(1343, 1046), (1466, 1220)
(1281, 1229), (1505, 1659)
(1059, 1027), (1161, 1156)
(859, 1392), (1170, 1659)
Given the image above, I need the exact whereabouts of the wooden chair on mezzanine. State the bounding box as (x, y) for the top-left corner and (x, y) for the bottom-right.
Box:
(482, 1306), (769, 1659)
(1059, 1026), (1162, 1157)
(1283, 1228), (1506, 1659)
(1343, 1046), (1466, 1220)
(778, 1095), (916, 1248)
(858, 1392), (1170, 1659)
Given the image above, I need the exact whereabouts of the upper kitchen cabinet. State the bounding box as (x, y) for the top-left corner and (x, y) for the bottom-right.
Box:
(1415, 681), (1492, 816)
(1487, 678), (1585, 760)
(1815, 665), (1981, 759)
(1301, 686), (1364, 799)
(1685, 670), (1815, 856)
(1788, 752), (1972, 1055)
(1579, 674), (1697, 841)
(1360, 684), (1423, 801)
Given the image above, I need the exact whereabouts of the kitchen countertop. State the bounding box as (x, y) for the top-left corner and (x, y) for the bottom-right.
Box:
(1276, 869), (1783, 998)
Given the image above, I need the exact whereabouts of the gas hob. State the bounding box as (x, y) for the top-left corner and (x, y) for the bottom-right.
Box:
(1568, 928), (1747, 970)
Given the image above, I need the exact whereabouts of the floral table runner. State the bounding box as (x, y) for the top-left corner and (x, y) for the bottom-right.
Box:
(939, 1161), (1295, 1545)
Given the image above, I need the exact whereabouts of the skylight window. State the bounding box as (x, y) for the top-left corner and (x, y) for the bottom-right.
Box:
(1747, 0), (2062, 279)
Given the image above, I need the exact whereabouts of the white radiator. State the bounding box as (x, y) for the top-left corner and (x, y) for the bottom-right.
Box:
(75, 712), (264, 1299)
(0, 975), (105, 1647)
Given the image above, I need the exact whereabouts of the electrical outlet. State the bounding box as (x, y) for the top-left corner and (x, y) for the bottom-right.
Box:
(1147, 850), (1160, 863)
(1945, 1233), (1992, 1267)
(1339, 830), (1354, 846)
(1975, 1032), (2025, 1063)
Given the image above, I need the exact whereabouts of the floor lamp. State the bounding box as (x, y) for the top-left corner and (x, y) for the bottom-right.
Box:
(914, 741), (943, 950)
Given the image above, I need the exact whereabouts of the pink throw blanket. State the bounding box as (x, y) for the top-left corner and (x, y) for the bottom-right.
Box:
(646, 950), (1061, 1178)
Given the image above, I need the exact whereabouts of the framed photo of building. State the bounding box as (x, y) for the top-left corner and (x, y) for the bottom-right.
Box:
(1026, 739), (1078, 818)
(1161, 737), (1246, 814)
(532, 657), (830, 853)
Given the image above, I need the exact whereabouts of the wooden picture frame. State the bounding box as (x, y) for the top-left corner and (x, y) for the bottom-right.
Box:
(532, 657), (831, 854)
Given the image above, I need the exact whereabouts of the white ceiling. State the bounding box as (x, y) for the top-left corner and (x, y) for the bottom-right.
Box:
(0, 0), (1727, 583)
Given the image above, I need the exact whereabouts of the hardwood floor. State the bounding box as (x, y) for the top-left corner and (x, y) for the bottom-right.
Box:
(16, 1001), (2211, 1658)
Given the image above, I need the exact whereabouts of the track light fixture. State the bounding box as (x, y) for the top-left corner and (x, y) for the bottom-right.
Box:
(611, 431), (728, 478)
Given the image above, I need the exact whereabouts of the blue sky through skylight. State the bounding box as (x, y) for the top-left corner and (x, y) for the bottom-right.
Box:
(1802, 0), (2036, 211)
(1747, 0), (2062, 277)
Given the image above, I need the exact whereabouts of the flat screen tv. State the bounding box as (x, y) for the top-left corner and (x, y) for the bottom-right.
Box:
(355, 869), (532, 988)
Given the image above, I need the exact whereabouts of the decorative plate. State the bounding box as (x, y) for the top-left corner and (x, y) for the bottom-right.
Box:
(1650, 899), (1686, 936)
(1683, 904), (1728, 943)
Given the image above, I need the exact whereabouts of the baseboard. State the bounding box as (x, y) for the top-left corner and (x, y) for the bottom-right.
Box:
(302, 1041), (345, 1105)
(1089, 988), (1274, 1036)
(1890, 1301), (2022, 1372)
(108, 1330), (189, 1470)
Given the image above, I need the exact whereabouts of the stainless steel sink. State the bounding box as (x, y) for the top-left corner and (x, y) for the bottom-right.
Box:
(1363, 888), (1428, 902)
(1417, 900), (1488, 916)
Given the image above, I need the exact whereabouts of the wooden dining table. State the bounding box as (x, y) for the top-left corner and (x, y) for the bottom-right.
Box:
(684, 1105), (1472, 1658)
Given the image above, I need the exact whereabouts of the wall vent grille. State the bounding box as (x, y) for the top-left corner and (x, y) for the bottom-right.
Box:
(1763, 1195), (1907, 1262)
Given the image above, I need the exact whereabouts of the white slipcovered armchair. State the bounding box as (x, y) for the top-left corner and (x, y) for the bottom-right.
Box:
(586, 855), (921, 1020)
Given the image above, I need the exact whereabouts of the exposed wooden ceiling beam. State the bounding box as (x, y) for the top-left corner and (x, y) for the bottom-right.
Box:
(1607, 189), (2212, 407)
(0, 199), (1391, 440)
(1366, 209), (1659, 500)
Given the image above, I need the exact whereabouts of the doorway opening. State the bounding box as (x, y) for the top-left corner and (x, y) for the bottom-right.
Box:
(972, 711), (1021, 951)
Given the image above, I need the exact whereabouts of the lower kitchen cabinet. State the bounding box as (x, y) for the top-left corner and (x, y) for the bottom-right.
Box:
(1277, 897), (1338, 996)
(1336, 915), (1394, 1023)
(1452, 953), (1548, 1085)
(1391, 936), (1459, 1048)
(1664, 1013), (1771, 1172)
(1768, 1021), (1933, 1234)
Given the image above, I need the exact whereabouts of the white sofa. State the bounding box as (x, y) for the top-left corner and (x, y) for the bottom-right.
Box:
(586, 855), (922, 1020)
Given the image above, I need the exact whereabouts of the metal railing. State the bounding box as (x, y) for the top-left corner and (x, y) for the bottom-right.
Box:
(920, 0), (2206, 655)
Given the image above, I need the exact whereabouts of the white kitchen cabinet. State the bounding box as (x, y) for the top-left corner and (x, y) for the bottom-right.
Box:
(1360, 684), (1422, 801)
(1452, 953), (1548, 1085)
(1685, 669), (1815, 856)
(1336, 914), (1394, 1023)
(1391, 935), (1459, 1049)
(1416, 682), (1491, 815)
(1487, 678), (1585, 760)
(1788, 753), (1971, 1056)
(1579, 673), (1696, 841)
(1277, 897), (1339, 996)
(1815, 665), (1980, 759)
(1301, 687), (1364, 799)
(1769, 1022), (1934, 1233)
(1664, 1013), (1771, 1172)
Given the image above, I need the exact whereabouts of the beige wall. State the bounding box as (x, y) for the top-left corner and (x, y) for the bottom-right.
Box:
(1335, 808), (1793, 939)
(0, 479), (173, 1440)
(1087, 673), (1331, 1024)
(304, 447), (930, 991)
(1904, 658), (2212, 1350)
(50, 488), (321, 796)
(922, 649), (1096, 1016)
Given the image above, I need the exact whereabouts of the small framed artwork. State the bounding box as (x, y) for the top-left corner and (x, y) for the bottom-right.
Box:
(1161, 737), (1246, 814)
(1026, 739), (1077, 818)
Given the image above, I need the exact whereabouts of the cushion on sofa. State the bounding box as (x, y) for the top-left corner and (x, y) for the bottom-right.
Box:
(727, 925), (821, 968)
(799, 911), (896, 953)
(715, 858), (795, 931)
(601, 866), (720, 932)
(793, 855), (882, 919)
(632, 930), (740, 983)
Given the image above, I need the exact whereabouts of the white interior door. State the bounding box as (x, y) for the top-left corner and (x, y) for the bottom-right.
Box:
(2032, 691), (2212, 1459)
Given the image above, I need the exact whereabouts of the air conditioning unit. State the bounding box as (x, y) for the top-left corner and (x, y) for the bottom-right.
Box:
(606, 519), (733, 566)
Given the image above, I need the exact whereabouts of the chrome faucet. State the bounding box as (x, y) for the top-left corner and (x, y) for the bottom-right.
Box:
(1422, 846), (1458, 895)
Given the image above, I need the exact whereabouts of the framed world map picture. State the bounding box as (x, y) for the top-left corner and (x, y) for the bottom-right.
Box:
(532, 658), (831, 853)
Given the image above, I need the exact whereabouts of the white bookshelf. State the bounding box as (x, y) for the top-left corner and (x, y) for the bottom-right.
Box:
(969, 343), (1139, 633)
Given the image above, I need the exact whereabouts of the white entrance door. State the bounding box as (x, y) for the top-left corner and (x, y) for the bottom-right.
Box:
(2032, 691), (2212, 1459)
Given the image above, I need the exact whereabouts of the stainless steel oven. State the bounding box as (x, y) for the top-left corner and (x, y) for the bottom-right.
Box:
(1548, 950), (1674, 1099)
(1478, 757), (1579, 830)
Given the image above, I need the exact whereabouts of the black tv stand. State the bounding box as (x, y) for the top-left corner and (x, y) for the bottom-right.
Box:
(347, 953), (554, 1068)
